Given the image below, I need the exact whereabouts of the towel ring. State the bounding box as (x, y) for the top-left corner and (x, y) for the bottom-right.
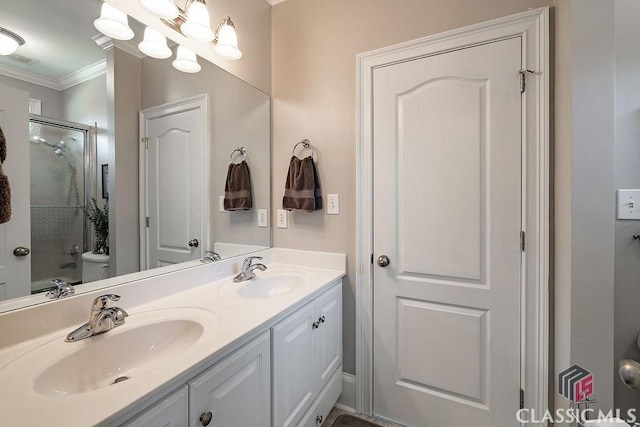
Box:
(292, 139), (318, 160)
(230, 147), (247, 164)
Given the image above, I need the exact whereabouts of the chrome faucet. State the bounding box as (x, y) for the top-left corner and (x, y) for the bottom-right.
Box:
(46, 279), (75, 299)
(65, 294), (128, 342)
(233, 256), (267, 283)
(201, 251), (222, 263)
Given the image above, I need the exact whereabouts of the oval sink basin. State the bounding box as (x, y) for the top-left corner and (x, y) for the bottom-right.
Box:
(236, 274), (306, 298)
(35, 319), (203, 395)
(0, 308), (219, 398)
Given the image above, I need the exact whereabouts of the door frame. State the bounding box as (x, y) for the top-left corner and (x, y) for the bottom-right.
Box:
(355, 7), (549, 423)
(139, 94), (210, 270)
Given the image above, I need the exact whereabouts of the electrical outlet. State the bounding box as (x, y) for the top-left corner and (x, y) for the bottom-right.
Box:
(327, 194), (340, 215)
(219, 196), (226, 212)
(258, 209), (268, 227)
(277, 209), (288, 228)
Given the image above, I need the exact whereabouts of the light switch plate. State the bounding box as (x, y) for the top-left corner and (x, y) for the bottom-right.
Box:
(277, 209), (288, 228)
(219, 196), (226, 213)
(618, 189), (640, 219)
(258, 209), (268, 228)
(327, 194), (340, 215)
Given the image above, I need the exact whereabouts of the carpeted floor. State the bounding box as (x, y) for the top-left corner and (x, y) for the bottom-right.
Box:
(323, 407), (401, 427)
(332, 414), (380, 426)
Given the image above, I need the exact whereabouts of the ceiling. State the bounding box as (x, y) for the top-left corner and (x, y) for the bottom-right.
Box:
(0, 0), (107, 82)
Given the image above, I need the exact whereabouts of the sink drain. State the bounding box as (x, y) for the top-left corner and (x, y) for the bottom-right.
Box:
(113, 376), (129, 384)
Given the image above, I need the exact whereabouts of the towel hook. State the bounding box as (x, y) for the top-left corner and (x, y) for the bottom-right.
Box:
(292, 139), (317, 160)
(229, 147), (247, 164)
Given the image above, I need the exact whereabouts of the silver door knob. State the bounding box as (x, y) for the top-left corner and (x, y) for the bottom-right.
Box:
(13, 247), (30, 257)
(377, 255), (390, 267)
(188, 239), (199, 248)
(199, 411), (213, 426)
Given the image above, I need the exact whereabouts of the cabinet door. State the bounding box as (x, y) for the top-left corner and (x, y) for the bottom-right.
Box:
(315, 284), (342, 393)
(123, 386), (188, 427)
(189, 331), (270, 427)
(272, 301), (317, 427)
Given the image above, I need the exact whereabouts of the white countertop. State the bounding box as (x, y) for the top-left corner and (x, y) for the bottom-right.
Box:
(0, 249), (345, 426)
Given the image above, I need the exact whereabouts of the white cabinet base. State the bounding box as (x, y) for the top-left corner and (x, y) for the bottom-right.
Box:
(301, 366), (342, 427)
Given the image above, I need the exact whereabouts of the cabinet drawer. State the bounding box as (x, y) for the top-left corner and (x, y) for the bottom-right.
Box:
(122, 386), (188, 427)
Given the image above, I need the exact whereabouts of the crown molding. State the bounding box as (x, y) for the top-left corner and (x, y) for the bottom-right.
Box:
(58, 59), (107, 90)
(0, 59), (107, 91)
(93, 34), (146, 59)
(265, 0), (289, 5)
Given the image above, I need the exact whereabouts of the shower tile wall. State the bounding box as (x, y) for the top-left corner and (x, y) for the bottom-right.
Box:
(29, 122), (85, 291)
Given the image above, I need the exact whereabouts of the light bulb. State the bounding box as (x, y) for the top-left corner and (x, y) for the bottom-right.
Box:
(180, 1), (215, 42)
(138, 27), (172, 59)
(94, 3), (134, 41)
(172, 46), (201, 73)
(214, 21), (242, 60)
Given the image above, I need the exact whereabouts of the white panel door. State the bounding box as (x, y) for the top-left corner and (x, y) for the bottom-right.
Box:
(189, 331), (270, 427)
(144, 106), (203, 268)
(373, 38), (522, 426)
(0, 83), (30, 300)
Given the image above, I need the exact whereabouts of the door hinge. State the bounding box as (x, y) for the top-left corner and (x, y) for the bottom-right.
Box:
(519, 69), (535, 94)
(520, 388), (525, 409)
(520, 231), (526, 252)
(142, 137), (149, 149)
(371, 254), (374, 264)
(145, 217), (149, 227)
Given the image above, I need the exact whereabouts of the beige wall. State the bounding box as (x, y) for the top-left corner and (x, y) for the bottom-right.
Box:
(0, 75), (62, 119)
(272, 0), (554, 375)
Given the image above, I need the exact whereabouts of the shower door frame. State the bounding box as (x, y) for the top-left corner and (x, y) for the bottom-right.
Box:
(29, 114), (97, 282)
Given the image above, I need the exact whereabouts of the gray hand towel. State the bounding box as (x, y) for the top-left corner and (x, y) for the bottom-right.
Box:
(0, 127), (11, 224)
(224, 160), (252, 211)
(282, 156), (322, 212)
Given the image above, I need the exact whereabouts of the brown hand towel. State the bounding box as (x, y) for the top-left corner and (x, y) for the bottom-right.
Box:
(0, 127), (11, 224)
(282, 156), (323, 212)
(224, 160), (252, 211)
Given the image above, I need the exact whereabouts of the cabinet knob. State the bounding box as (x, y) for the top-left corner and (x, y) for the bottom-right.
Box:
(200, 411), (213, 426)
(312, 321), (319, 329)
(319, 316), (325, 323)
(316, 414), (324, 424)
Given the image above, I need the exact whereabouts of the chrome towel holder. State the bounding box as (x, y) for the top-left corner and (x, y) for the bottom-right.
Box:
(292, 139), (318, 160)
(229, 146), (247, 164)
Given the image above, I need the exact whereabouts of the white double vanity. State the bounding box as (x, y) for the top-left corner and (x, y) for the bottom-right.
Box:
(0, 249), (345, 427)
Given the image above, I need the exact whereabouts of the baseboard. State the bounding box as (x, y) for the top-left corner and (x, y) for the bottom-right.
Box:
(337, 372), (356, 412)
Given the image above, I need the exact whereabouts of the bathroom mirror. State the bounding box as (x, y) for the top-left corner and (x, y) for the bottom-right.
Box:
(0, 0), (270, 310)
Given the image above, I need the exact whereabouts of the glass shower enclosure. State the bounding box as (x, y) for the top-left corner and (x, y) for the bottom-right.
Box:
(29, 116), (95, 293)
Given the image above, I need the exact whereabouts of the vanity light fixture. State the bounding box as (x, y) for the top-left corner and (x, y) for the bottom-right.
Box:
(94, 3), (134, 41)
(138, 27), (172, 59)
(139, 0), (180, 20)
(180, 0), (215, 42)
(213, 17), (242, 60)
(0, 28), (25, 56)
(172, 45), (201, 73)
(140, 0), (242, 60)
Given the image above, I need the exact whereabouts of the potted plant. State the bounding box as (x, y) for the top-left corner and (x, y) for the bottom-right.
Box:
(83, 198), (109, 254)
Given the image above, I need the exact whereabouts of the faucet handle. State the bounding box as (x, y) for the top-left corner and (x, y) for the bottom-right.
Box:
(46, 279), (75, 299)
(242, 256), (263, 267)
(92, 294), (121, 310)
